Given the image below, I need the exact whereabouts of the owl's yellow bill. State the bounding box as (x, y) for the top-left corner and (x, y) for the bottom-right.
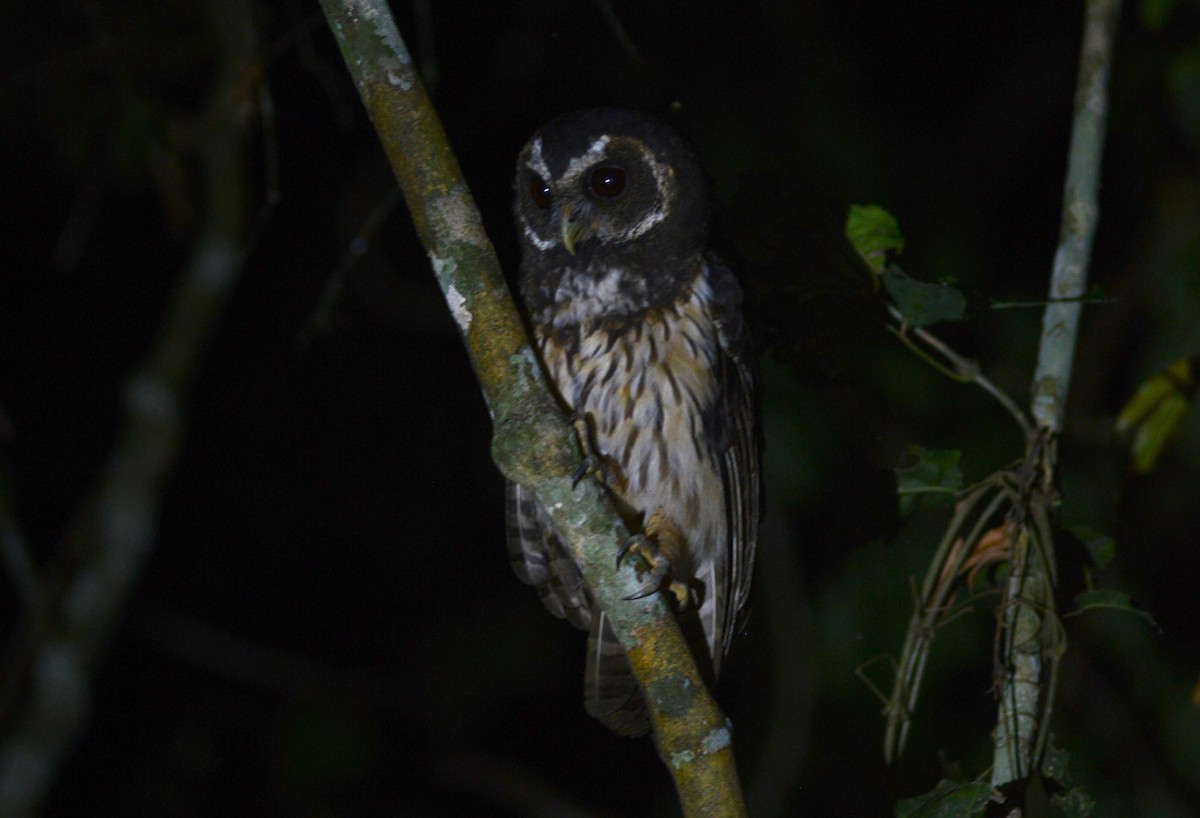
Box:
(559, 202), (591, 255)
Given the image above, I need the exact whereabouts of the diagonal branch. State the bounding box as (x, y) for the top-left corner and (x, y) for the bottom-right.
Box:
(0, 6), (260, 815)
(316, 2), (747, 815)
(886, 304), (1034, 438)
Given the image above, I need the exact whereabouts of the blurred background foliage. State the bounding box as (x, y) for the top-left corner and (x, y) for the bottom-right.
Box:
(2, 0), (1199, 815)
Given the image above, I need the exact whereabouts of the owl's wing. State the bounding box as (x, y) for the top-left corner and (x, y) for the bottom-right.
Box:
(506, 481), (591, 629)
(584, 609), (650, 736)
(506, 481), (650, 735)
(706, 255), (764, 660)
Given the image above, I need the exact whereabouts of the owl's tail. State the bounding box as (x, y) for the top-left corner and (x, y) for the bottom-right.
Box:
(584, 610), (650, 737)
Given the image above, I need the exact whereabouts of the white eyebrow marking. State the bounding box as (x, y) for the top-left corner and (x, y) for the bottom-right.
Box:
(562, 135), (611, 181)
(522, 131), (674, 246)
(526, 137), (552, 179)
(623, 144), (672, 240)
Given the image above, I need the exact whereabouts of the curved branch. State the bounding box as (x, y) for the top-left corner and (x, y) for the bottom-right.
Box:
(316, 2), (747, 815)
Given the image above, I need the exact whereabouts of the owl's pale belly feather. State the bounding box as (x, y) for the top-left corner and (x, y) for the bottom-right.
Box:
(538, 272), (728, 577)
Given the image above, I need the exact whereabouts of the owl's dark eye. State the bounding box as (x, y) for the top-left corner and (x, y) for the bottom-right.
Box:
(589, 166), (626, 199)
(530, 175), (552, 208)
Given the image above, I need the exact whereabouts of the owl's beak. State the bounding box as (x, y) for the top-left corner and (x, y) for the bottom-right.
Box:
(559, 202), (591, 255)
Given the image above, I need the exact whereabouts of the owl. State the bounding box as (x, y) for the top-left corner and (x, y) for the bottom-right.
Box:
(507, 108), (761, 736)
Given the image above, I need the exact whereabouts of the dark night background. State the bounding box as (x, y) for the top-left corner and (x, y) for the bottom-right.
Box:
(3, 1), (1200, 815)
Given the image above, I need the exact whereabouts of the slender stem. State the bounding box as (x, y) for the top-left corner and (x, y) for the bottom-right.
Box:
(316, 2), (747, 814)
(887, 305), (1033, 438)
(595, 0), (645, 65)
(1030, 0), (1121, 434)
(994, 2), (1120, 798)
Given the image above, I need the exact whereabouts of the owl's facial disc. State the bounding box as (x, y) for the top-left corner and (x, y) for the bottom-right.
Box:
(559, 165), (630, 254)
(521, 132), (672, 256)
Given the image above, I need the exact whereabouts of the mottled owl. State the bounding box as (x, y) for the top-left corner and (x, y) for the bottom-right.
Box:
(507, 108), (762, 736)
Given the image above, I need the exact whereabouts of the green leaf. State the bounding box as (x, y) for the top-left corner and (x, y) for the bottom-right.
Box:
(846, 204), (904, 276)
(1069, 589), (1159, 630)
(883, 268), (967, 328)
(1071, 526), (1116, 571)
(1116, 357), (1197, 474)
(1131, 391), (1189, 473)
(895, 446), (963, 516)
(894, 780), (994, 818)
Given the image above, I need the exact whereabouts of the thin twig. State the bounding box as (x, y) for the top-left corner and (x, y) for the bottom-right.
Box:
(885, 476), (1015, 763)
(594, 0), (645, 66)
(298, 186), (403, 345)
(888, 305), (1034, 438)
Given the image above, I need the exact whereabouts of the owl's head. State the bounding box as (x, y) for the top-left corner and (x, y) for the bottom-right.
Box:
(514, 109), (709, 269)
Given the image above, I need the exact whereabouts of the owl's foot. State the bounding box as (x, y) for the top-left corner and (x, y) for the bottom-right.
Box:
(617, 508), (691, 606)
(569, 412), (611, 490)
(571, 457), (606, 490)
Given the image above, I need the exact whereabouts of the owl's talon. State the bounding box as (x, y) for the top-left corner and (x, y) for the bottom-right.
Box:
(571, 454), (610, 490)
(571, 459), (591, 490)
(623, 555), (670, 600)
(618, 532), (688, 605)
(615, 533), (642, 568)
(569, 413), (610, 489)
(624, 578), (663, 601)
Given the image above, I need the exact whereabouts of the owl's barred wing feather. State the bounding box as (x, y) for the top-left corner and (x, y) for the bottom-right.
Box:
(585, 610), (650, 735)
(506, 481), (651, 735)
(505, 481), (590, 630)
(707, 255), (763, 658)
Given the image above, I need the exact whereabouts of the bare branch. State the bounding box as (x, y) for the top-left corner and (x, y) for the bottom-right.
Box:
(993, 0), (1121, 799)
(0, 5), (260, 814)
(1030, 0), (1122, 435)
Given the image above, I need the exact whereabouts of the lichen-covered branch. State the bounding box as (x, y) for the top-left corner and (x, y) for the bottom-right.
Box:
(316, 2), (747, 815)
(993, 0), (1121, 798)
(0, 6), (258, 815)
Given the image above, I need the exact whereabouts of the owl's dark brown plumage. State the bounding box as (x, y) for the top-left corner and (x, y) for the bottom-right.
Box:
(508, 109), (762, 736)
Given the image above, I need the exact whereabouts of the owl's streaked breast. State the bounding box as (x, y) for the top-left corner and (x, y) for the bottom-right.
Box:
(535, 266), (728, 571)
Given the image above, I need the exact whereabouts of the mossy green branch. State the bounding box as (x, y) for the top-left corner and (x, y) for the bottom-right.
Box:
(317, 1), (746, 814)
